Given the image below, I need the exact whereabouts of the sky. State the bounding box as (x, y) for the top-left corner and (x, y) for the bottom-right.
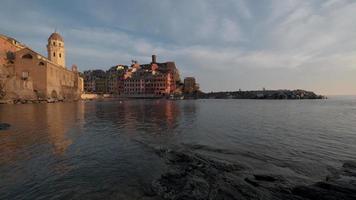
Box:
(1, 0), (355, 95)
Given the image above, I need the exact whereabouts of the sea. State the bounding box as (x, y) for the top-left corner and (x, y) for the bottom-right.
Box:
(1, 97), (356, 199)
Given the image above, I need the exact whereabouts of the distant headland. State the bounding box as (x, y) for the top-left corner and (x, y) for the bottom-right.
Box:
(196, 89), (325, 100)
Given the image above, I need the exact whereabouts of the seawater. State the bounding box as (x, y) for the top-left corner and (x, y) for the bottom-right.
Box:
(1, 98), (356, 199)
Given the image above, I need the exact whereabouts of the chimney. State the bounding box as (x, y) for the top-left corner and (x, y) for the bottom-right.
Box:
(152, 55), (157, 64)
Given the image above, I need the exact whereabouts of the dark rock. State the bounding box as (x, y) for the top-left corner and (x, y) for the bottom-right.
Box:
(151, 149), (250, 199)
(315, 182), (356, 194)
(291, 161), (356, 200)
(245, 177), (259, 187)
(343, 161), (356, 170)
(292, 185), (356, 200)
(148, 147), (356, 200)
(254, 174), (277, 182)
(0, 123), (10, 130)
(142, 185), (157, 197)
(151, 149), (274, 200)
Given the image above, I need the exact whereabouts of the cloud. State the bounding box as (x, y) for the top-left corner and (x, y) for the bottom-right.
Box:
(0, 0), (355, 94)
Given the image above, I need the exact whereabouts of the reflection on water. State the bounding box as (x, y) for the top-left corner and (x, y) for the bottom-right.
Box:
(0, 100), (188, 199)
(46, 103), (83, 156)
(0, 103), (85, 157)
(1, 99), (356, 199)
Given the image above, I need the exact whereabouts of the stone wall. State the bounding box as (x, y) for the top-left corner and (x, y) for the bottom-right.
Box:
(0, 65), (37, 102)
(46, 62), (78, 100)
(13, 49), (47, 93)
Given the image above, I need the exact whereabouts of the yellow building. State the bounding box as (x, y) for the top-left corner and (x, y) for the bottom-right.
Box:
(0, 32), (83, 101)
(183, 77), (198, 94)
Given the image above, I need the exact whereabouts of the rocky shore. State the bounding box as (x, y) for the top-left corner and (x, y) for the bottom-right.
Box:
(0, 98), (80, 104)
(0, 90), (325, 103)
(143, 147), (356, 200)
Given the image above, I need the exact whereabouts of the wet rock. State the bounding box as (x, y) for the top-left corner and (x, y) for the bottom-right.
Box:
(0, 123), (10, 130)
(20, 99), (27, 104)
(291, 161), (356, 200)
(148, 148), (356, 200)
(254, 174), (277, 182)
(151, 149), (275, 200)
(315, 181), (356, 194)
(142, 185), (157, 197)
(292, 185), (355, 200)
(244, 177), (260, 187)
(151, 149), (249, 199)
(343, 161), (356, 177)
(343, 161), (356, 169)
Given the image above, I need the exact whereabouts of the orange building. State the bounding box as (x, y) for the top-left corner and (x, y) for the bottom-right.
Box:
(0, 33), (83, 101)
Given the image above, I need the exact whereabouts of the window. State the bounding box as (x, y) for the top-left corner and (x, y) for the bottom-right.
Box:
(53, 52), (55, 57)
(22, 54), (33, 59)
(59, 53), (61, 58)
(6, 51), (15, 61)
(53, 42), (56, 45)
(22, 71), (29, 80)
(39, 62), (45, 66)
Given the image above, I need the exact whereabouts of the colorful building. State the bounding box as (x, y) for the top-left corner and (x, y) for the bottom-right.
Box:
(106, 65), (127, 95)
(83, 69), (107, 94)
(122, 55), (178, 98)
(83, 55), (182, 98)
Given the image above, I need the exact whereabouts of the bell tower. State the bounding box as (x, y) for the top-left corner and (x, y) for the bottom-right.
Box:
(47, 32), (65, 67)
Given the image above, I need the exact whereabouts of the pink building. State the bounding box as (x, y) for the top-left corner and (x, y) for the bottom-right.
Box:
(122, 55), (178, 98)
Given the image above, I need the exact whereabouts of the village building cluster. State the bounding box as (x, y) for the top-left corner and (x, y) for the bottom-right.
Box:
(83, 55), (199, 98)
(0, 32), (199, 103)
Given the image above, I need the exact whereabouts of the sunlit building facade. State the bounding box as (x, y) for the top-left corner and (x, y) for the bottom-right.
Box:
(83, 55), (181, 98)
(0, 33), (83, 101)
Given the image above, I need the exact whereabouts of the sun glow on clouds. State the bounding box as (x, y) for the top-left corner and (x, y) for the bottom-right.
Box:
(0, 0), (356, 95)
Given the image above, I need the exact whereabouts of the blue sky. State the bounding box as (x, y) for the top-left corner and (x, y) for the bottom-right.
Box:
(1, 0), (356, 95)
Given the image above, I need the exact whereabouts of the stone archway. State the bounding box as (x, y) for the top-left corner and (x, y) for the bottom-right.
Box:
(51, 90), (58, 99)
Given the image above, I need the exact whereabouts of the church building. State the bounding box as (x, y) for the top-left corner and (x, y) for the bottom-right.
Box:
(0, 32), (83, 101)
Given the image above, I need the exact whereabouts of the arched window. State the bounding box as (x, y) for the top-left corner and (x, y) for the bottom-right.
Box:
(59, 53), (61, 58)
(22, 54), (33, 59)
(53, 41), (56, 45)
(39, 62), (45, 66)
(53, 52), (56, 57)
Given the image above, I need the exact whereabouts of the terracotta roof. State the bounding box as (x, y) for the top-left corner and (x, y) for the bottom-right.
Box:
(48, 32), (63, 42)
